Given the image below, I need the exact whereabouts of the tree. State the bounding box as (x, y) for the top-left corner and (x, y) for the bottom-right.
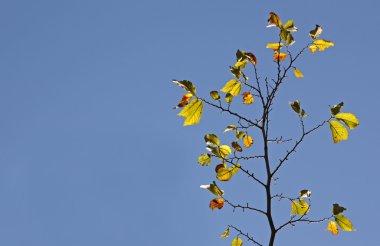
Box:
(172, 12), (358, 246)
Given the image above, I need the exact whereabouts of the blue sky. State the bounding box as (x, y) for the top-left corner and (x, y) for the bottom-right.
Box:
(0, 0), (378, 245)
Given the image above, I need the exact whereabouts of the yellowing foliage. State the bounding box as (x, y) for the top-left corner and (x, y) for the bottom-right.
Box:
(335, 113), (359, 129)
(221, 79), (242, 96)
(242, 92), (254, 104)
(266, 43), (283, 51)
(329, 120), (349, 144)
(313, 39), (334, 51)
(294, 68), (304, 78)
(326, 221), (339, 236)
(243, 135), (253, 148)
(220, 228), (230, 238)
(267, 12), (282, 27)
(335, 214), (354, 231)
(209, 198), (224, 211)
(231, 237), (243, 246)
(177, 98), (203, 126)
(273, 52), (288, 61)
(291, 199), (309, 215)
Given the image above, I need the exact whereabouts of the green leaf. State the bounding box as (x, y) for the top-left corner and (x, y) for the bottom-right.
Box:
(335, 113), (359, 130)
(289, 100), (301, 114)
(291, 199), (309, 215)
(177, 98), (203, 126)
(280, 29), (295, 45)
(210, 91), (221, 100)
(335, 214), (354, 231)
(221, 79), (242, 96)
(198, 153), (212, 166)
(332, 203), (347, 215)
(200, 181), (224, 196)
(204, 134), (220, 146)
(231, 237), (243, 246)
(172, 79), (196, 95)
(330, 102), (344, 115)
(301, 109), (307, 118)
(225, 93), (233, 104)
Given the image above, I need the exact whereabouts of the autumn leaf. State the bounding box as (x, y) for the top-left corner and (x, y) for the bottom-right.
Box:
(172, 79), (196, 95)
(273, 52), (288, 61)
(330, 102), (344, 115)
(245, 52), (257, 65)
(209, 198), (224, 211)
(280, 29), (295, 45)
(289, 100), (301, 114)
(215, 163), (226, 173)
(267, 12), (282, 28)
(232, 141), (242, 152)
(335, 214), (354, 231)
(299, 189), (311, 198)
(283, 20), (298, 32)
(221, 79), (242, 96)
(211, 145), (232, 159)
(178, 98), (203, 126)
(326, 221), (339, 236)
(200, 181), (224, 196)
(220, 228), (230, 238)
(335, 113), (359, 130)
(224, 125), (237, 132)
(309, 25), (323, 40)
(266, 43), (283, 51)
(225, 93), (233, 104)
(291, 199), (309, 215)
(329, 120), (349, 144)
(198, 153), (212, 166)
(174, 93), (193, 109)
(243, 135), (253, 148)
(294, 68), (304, 78)
(231, 237), (243, 246)
(204, 134), (220, 146)
(234, 60), (248, 70)
(236, 131), (246, 140)
(332, 203), (347, 215)
(313, 39), (334, 51)
(242, 92), (254, 104)
(309, 45), (317, 54)
(210, 91), (221, 100)
(216, 164), (240, 181)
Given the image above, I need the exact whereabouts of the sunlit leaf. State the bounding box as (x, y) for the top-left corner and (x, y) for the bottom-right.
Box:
(210, 91), (221, 100)
(299, 189), (311, 198)
(225, 93), (233, 104)
(266, 43), (283, 51)
(234, 60), (248, 70)
(294, 68), (304, 78)
(236, 131), (246, 140)
(204, 134), (220, 146)
(174, 93), (193, 109)
(243, 135), (253, 148)
(267, 12), (282, 28)
(330, 102), (344, 116)
(198, 153), (212, 166)
(326, 221), (339, 236)
(332, 204), (347, 215)
(212, 145), (232, 159)
(335, 113), (359, 130)
(209, 198), (224, 211)
(220, 228), (230, 238)
(291, 199), (309, 215)
(283, 20), (298, 32)
(309, 25), (323, 40)
(232, 141), (242, 152)
(215, 163), (226, 173)
(178, 98), (203, 126)
(200, 181), (224, 196)
(231, 237), (243, 246)
(335, 214), (354, 231)
(289, 100), (301, 114)
(230, 66), (243, 79)
(224, 125), (237, 132)
(313, 39), (334, 51)
(280, 30), (295, 45)
(216, 164), (240, 181)
(172, 79), (196, 95)
(221, 79), (242, 96)
(329, 120), (349, 144)
(273, 52), (288, 61)
(309, 45), (317, 54)
(242, 92), (254, 104)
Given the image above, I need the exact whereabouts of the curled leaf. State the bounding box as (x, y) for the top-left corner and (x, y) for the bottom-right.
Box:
(172, 80), (196, 95)
(289, 100), (301, 114)
(200, 181), (224, 196)
(204, 134), (220, 146)
(242, 92), (254, 104)
(236, 131), (246, 140)
(174, 93), (193, 109)
(224, 125), (237, 132)
(220, 228), (230, 238)
(330, 102), (344, 116)
(209, 198), (224, 211)
(225, 93), (233, 104)
(326, 220), (339, 236)
(232, 141), (243, 152)
(273, 52), (288, 61)
(294, 68), (304, 78)
(309, 25), (323, 40)
(245, 52), (257, 65)
(299, 189), (311, 198)
(283, 20), (298, 32)
(210, 91), (221, 100)
(267, 12), (282, 28)
(332, 204), (347, 215)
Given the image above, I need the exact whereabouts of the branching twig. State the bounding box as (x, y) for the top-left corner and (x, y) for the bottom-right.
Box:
(228, 225), (263, 246)
(223, 198), (267, 216)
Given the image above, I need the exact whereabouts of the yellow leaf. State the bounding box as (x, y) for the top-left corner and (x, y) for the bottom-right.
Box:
(231, 237), (243, 246)
(291, 199), (309, 215)
(267, 12), (282, 28)
(309, 25), (323, 40)
(174, 93), (193, 108)
(212, 145), (232, 159)
(309, 45), (317, 54)
(326, 221), (339, 236)
(172, 79), (196, 95)
(266, 43), (283, 51)
(283, 19), (298, 32)
(294, 68), (304, 78)
(242, 92), (254, 104)
(313, 39), (334, 51)
(234, 60), (248, 69)
(273, 52), (288, 61)
(243, 135), (253, 148)
(329, 120), (349, 144)
(221, 79), (242, 96)
(198, 153), (212, 166)
(200, 181), (224, 196)
(335, 214), (354, 231)
(216, 164), (240, 181)
(177, 98), (203, 126)
(335, 113), (359, 130)
(209, 198), (224, 211)
(220, 228), (230, 238)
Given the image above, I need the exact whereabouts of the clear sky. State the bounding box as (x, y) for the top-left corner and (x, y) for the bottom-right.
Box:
(0, 0), (378, 245)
